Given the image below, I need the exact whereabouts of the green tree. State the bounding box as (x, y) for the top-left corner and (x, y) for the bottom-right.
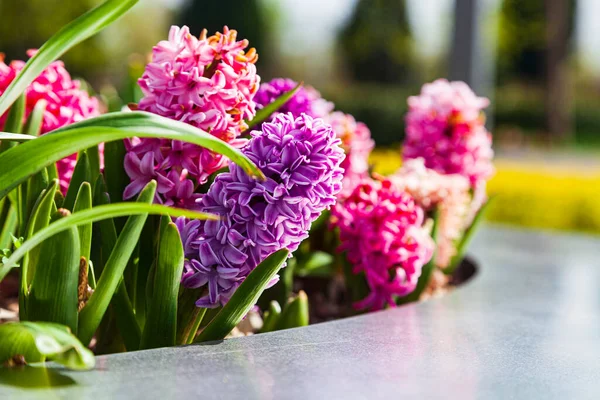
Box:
(497, 0), (576, 83)
(177, 0), (269, 65)
(338, 0), (414, 84)
(0, 0), (107, 81)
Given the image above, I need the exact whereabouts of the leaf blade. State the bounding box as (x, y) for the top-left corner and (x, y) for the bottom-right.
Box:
(0, 111), (263, 200)
(0, 202), (218, 282)
(195, 249), (290, 343)
(140, 219), (185, 349)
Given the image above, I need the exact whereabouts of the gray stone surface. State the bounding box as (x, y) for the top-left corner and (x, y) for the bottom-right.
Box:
(2, 225), (600, 399)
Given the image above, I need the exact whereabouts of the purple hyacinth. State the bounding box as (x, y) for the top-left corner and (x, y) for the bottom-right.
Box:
(176, 113), (345, 307)
(254, 78), (333, 121)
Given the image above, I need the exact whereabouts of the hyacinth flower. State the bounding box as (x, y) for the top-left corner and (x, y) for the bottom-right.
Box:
(331, 177), (434, 311)
(326, 112), (375, 197)
(402, 79), (494, 189)
(0, 50), (101, 192)
(390, 158), (471, 269)
(254, 78), (333, 121)
(124, 25), (260, 204)
(176, 113), (345, 307)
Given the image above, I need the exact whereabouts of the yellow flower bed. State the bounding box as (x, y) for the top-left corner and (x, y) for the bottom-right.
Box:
(370, 149), (600, 234)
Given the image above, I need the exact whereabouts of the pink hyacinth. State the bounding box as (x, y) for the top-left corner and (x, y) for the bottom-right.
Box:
(326, 112), (374, 197)
(0, 51), (101, 192)
(402, 79), (494, 188)
(331, 177), (434, 311)
(125, 25), (260, 203)
(390, 158), (471, 269)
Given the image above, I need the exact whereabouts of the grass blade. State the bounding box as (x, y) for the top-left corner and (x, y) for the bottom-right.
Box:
(0, 321), (95, 370)
(27, 210), (80, 333)
(141, 218), (184, 349)
(245, 82), (302, 130)
(0, 0), (138, 117)
(0, 111), (263, 200)
(195, 249), (290, 343)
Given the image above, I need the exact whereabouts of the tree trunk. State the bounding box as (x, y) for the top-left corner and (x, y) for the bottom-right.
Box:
(545, 0), (573, 144)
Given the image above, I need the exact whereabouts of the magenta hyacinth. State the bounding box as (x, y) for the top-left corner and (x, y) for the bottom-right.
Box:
(402, 79), (494, 187)
(326, 112), (374, 197)
(254, 78), (333, 121)
(177, 113), (345, 307)
(331, 177), (434, 311)
(125, 25), (260, 203)
(0, 51), (101, 192)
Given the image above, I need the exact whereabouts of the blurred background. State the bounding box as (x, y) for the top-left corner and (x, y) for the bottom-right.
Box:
(2, 0), (599, 234)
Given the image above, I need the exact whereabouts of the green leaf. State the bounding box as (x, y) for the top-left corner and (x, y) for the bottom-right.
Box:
(0, 321), (94, 370)
(0, 111), (263, 201)
(0, 0), (138, 117)
(20, 179), (59, 320)
(445, 196), (495, 275)
(0, 203), (17, 250)
(141, 218), (185, 349)
(259, 301), (282, 334)
(27, 210), (80, 334)
(274, 291), (310, 331)
(0, 133), (36, 142)
(0, 94), (26, 153)
(24, 168), (50, 230)
(295, 251), (334, 277)
(89, 180), (140, 351)
(23, 100), (47, 137)
(0, 199), (218, 282)
(87, 146), (101, 188)
(195, 249), (290, 343)
(103, 140), (128, 205)
(63, 151), (91, 212)
(176, 287), (206, 345)
(73, 182), (93, 261)
(245, 82), (302, 130)
(112, 281), (141, 352)
(397, 208), (441, 305)
(77, 182), (156, 346)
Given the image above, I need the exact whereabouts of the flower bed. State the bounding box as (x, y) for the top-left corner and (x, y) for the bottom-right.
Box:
(0, 0), (494, 370)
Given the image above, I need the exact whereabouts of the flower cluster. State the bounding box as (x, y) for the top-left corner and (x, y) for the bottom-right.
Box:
(125, 25), (260, 203)
(326, 112), (374, 197)
(177, 113), (345, 307)
(331, 177), (434, 311)
(0, 51), (101, 192)
(402, 79), (494, 188)
(254, 78), (333, 121)
(390, 158), (471, 268)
